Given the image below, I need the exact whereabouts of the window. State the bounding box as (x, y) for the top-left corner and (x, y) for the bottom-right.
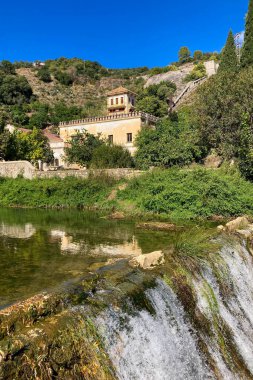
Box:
(116, 98), (118, 104)
(127, 133), (132, 143)
(111, 98), (113, 105)
(108, 135), (113, 144)
(121, 97), (124, 104)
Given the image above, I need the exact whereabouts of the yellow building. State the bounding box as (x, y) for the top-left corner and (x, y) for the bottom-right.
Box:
(59, 87), (158, 156)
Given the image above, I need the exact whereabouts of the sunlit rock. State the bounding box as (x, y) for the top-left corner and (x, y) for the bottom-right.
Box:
(129, 250), (164, 269)
(225, 216), (250, 232)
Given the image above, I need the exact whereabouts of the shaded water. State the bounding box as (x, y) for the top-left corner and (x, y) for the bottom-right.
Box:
(0, 207), (174, 309)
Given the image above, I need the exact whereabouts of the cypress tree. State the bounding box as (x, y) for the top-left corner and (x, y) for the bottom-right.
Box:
(241, 0), (253, 68)
(218, 30), (238, 74)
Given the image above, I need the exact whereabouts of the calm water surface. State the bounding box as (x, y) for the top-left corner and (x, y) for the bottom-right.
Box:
(0, 208), (174, 309)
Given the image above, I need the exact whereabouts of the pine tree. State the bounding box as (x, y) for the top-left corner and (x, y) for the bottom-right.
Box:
(241, 0), (253, 68)
(218, 30), (238, 74)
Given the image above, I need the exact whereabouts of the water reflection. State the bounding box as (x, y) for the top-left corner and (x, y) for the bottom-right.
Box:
(0, 222), (36, 239)
(50, 229), (142, 256)
(0, 208), (174, 309)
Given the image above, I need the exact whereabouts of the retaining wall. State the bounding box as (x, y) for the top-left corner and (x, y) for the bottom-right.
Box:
(0, 161), (144, 180)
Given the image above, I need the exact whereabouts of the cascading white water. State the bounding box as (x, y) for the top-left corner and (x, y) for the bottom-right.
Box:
(194, 241), (253, 377)
(97, 239), (253, 380)
(97, 280), (212, 380)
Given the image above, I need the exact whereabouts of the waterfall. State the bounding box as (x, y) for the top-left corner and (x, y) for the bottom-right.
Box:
(97, 280), (212, 380)
(194, 242), (253, 377)
(96, 239), (253, 380)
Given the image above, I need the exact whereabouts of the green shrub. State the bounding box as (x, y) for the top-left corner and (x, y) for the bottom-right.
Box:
(54, 70), (74, 86)
(118, 168), (253, 219)
(91, 144), (134, 168)
(184, 63), (206, 82)
(135, 111), (203, 169)
(37, 66), (52, 83)
(0, 176), (116, 209)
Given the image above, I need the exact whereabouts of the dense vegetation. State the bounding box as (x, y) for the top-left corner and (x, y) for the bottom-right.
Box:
(117, 168), (253, 219)
(135, 111), (203, 169)
(240, 0), (253, 68)
(136, 81), (176, 117)
(65, 131), (134, 168)
(0, 129), (53, 163)
(0, 175), (116, 208)
(0, 167), (253, 220)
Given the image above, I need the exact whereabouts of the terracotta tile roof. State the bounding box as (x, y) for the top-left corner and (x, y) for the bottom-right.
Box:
(15, 127), (63, 143)
(17, 127), (32, 134)
(43, 130), (63, 143)
(107, 86), (137, 96)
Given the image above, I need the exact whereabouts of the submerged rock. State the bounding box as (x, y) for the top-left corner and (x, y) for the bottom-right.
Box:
(137, 222), (178, 231)
(108, 212), (125, 220)
(129, 251), (165, 270)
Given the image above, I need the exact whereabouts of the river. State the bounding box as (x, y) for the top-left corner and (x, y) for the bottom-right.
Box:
(0, 208), (253, 379)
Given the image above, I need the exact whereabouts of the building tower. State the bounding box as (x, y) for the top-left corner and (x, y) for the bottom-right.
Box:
(106, 87), (136, 115)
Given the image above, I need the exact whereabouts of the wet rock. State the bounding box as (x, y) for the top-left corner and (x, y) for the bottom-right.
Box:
(137, 222), (178, 232)
(129, 251), (165, 270)
(236, 229), (253, 239)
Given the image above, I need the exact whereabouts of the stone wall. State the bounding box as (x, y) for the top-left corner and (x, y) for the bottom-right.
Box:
(36, 168), (144, 180)
(0, 161), (144, 180)
(0, 161), (35, 180)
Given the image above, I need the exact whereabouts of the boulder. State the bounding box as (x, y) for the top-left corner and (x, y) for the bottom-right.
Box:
(129, 251), (165, 270)
(225, 216), (250, 233)
(108, 212), (125, 220)
(217, 225), (225, 232)
(204, 154), (222, 169)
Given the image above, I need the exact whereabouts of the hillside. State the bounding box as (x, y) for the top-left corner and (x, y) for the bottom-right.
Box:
(145, 62), (195, 98)
(0, 56), (218, 132)
(16, 68), (126, 108)
(16, 61), (199, 111)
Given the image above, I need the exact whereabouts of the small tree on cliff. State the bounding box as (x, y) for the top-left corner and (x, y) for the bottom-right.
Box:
(241, 0), (253, 68)
(178, 47), (191, 64)
(218, 30), (238, 74)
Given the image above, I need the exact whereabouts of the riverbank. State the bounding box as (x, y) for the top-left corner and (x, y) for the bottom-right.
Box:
(1, 167), (253, 220)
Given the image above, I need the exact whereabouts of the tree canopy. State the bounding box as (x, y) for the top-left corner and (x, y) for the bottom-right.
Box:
(218, 30), (238, 74)
(241, 0), (253, 68)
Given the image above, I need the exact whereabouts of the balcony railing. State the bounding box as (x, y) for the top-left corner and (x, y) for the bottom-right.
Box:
(59, 112), (159, 127)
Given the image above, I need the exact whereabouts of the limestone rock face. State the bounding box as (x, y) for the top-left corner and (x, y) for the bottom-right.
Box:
(129, 251), (165, 270)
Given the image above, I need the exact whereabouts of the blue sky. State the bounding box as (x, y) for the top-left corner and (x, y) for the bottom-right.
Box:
(0, 0), (248, 68)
